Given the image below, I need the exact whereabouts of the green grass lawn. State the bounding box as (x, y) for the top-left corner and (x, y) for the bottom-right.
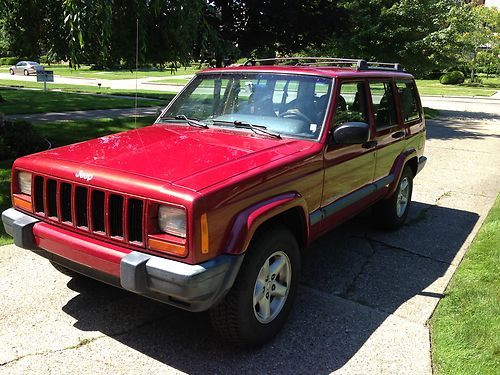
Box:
(150, 77), (192, 85)
(0, 88), (163, 115)
(0, 116), (156, 244)
(416, 79), (499, 97)
(0, 79), (177, 101)
(430, 195), (500, 375)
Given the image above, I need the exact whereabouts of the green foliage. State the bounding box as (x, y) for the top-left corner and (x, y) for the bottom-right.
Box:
(0, 56), (18, 65)
(0, 0), (498, 76)
(439, 71), (465, 85)
(0, 119), (46, 160)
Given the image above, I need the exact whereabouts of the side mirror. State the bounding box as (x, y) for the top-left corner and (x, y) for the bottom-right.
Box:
(332, 122), (370, 145)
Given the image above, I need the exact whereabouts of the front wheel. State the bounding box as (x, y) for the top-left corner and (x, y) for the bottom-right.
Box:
(9, 68), (14, 75)
(209, 226), (300, 347)
(373, 165), (413, 230)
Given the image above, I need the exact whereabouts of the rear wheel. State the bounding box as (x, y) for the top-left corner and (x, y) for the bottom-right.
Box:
(50, 261), (81, 278)
(373, 165), (413, 230)
(23, 69), (28, 76)
(209, 226), (300, 347)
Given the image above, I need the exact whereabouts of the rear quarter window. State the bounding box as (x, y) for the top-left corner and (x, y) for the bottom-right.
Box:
(396, 80), (421, 123)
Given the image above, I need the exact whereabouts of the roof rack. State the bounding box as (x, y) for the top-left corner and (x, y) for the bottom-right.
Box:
(243, 57), (405, 72)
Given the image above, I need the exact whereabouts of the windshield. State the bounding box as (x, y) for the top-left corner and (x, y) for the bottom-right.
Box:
(159, 72), (333, 140)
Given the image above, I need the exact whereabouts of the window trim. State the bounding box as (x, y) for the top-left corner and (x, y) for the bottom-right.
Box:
(395, 79), (422, 125)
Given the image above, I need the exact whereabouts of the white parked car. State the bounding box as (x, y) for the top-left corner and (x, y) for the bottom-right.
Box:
(9, 61), (45, 76)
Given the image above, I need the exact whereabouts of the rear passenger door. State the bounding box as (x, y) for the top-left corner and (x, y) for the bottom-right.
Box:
(368, 80), (405, 181)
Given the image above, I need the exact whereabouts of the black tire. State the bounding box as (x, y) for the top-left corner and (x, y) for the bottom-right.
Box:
(9, 68), (14, 75)
(373, 165), (413, 230)
(50, 261), (81, 278)
(209, 226), (301, 347)
(23, 69), (29, 76)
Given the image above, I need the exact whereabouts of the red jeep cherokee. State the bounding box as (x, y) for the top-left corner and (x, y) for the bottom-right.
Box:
(3, 58), (426, 346)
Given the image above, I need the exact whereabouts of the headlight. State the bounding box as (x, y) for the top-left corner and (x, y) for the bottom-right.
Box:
(18, 172), (32, 195)
(158, 205), (186, 238)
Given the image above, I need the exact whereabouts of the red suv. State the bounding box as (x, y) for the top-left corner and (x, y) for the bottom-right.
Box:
(3, 57), (426, 346)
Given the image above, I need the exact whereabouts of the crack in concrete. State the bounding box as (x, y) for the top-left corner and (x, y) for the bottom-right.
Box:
(405, 191), (451, 226)
(0, 335), (106, 367)
(365, 238), (452, 266)
(338, 235), (377, 300)
(0, 316), (165, 367)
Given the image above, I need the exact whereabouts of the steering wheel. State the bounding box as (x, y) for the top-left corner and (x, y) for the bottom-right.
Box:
(279, 109), (312, 124)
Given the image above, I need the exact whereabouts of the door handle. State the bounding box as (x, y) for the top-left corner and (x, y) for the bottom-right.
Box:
(392, 131), (405, 139)
(362, 140), (378, 149)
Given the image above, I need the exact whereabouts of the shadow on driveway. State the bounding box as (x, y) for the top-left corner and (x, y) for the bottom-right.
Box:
(60, 201), (478, 373)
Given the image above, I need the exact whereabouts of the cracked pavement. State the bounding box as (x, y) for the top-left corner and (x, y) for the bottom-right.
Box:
(0, 96), (499, 374)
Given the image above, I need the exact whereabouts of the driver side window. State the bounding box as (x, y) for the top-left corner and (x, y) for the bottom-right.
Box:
(334, 82), (369, 125)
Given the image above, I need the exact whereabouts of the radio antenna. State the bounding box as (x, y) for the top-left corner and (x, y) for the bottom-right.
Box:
(135, 18), (139, 127)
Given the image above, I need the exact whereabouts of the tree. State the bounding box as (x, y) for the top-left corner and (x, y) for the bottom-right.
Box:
(453, 4), (499, 81)
(323, 0), (461, 76)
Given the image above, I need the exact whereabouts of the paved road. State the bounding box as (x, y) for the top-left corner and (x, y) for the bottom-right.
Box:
(0, 98), (499, 374)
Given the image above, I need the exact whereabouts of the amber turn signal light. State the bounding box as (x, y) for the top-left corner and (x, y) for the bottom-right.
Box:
(13, 195), (32, 212)
(148, 237), (187, 257)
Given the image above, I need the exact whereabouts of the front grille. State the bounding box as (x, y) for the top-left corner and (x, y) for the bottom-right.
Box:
(32, 175), (145, 245)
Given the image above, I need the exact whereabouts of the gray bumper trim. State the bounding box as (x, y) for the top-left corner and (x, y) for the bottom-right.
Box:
(2, 208), (40, 250)
(417, 156), (427, 175)
(120, 251), (245, 312)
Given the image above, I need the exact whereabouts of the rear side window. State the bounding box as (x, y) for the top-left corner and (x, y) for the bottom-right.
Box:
(369, 82), (398, 130)
(396, 81), (421, 123)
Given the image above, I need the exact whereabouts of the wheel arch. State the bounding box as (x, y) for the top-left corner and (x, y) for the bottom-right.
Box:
(224, 193), (309, 255)
(386, 148), (418, 197)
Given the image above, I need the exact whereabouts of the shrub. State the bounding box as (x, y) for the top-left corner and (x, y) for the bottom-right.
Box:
(0, 119), (46, 160)
(0, 57), (20, 66)
(440, 71), (465, 85)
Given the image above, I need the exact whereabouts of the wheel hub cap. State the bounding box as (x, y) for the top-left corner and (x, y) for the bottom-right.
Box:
(253, 251), (291, 324)
(396, 177), (410, 217)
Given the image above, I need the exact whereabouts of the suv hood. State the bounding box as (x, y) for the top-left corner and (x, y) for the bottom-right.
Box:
(36, 124), (315, 191)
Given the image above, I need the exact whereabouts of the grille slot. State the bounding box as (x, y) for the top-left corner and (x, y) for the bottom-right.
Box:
(75, 186), (88, 227)
(128, 199), (143, 243)
(31, 175), (144, 246)
(60, 183), (72, 222)
(109, 194), (124, 237)
(33, 176), (45, 213)
(46, 179), (57, 218)
(91, 190), (105, 232)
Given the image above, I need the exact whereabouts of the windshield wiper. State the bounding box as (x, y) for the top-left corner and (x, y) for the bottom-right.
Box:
(215, 120), (281, 139)
(161, 114), (209, 128)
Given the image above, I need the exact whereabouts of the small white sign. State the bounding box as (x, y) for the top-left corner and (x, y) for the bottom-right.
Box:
(37, 71), (54, 82)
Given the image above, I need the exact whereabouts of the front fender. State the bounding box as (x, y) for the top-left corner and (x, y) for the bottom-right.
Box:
(224, 192), (309, 255)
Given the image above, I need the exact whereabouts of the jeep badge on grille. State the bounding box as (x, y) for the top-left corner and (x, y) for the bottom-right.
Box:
(75, 170), (93, 182)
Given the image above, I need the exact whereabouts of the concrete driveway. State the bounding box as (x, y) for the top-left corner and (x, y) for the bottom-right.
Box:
(0, 97), (499, 374)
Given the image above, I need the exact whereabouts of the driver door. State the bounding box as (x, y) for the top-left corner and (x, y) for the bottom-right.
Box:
(320, 80), (376, 231)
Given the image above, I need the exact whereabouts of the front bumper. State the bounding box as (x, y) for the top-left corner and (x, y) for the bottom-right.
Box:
(2, 208), (244, 312)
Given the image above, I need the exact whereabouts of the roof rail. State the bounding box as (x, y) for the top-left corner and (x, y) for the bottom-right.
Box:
(243, 57), (405, 72)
